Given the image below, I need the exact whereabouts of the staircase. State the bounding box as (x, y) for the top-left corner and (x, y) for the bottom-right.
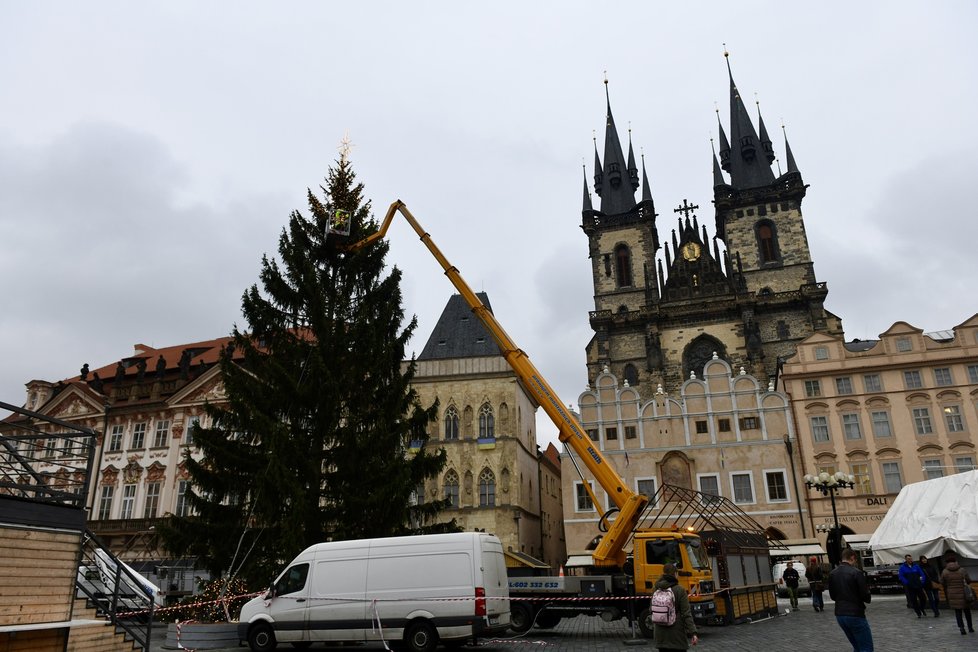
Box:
(67, 598), (142, 652)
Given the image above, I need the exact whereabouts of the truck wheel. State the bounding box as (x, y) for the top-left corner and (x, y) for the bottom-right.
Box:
(637, 608), (655, 639)
(248, 622), (277, 652)
(534, 611), (561, 629)
(405, 620), (438, 652)
(509, 603), (534, 633)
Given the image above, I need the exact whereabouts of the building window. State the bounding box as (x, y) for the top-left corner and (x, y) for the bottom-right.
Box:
(108, 425), (124, 453)
(922, 459), (944, 480)
(444, 406), (459, 441)
(882, 461), (903, 493)
(870, 411), (892, 437)
(637, 478), (657, 507)
(814, 346), (829, 360)
(851, 463), (872, 495)
(606, 427), (618, 441)
(804, 380), (822, 398)
(835, 377), (853, 395)
(955, 457), (977, 473)
(968, 364), (978, 384)
(120, 484), (137, 519)
(934, 368), (953, 386)
(756, 220), (780, 264)
(153, 421), (169, 448)
(699, 475), (721, 504)
(842, 414), (862, 440)
(912, 407), (933, 435)
(764, 471), (788, 502)
(587, 429), (599, 442)
(810, 416), (830, 443)
(478, 468), (496, 507)
(615, 245), (633, 287)
(863, 374), (883, 393)
(575, 481), (595, 512)
(478, 404), (494, 439)
(185, 416), (199, 445)
(717, 418), (731, 432)
(739, 416), (759, 430)
(731, 473), (755, 504)
(144, 482), (161, 518)
(695, 420), (708, 434)
(896, 337), (912, 352)
(443, 470), (460, 508)
(175, 480), (190, 517)
(625, 425), (637, 440)
(903, 370), (923, 389)
(98, 486), (114, 520)
(623, 363), (639, 387)
(777, 320), (790, 339)
(944, 405), (965, 432)
(131, 423), (147, 450)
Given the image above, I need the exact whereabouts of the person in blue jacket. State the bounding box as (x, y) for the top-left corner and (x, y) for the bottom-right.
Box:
(898, 554), (928, 618)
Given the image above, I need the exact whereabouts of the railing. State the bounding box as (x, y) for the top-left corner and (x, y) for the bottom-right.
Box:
(0, 400), (97, 508)
(77, 528), (155, 651)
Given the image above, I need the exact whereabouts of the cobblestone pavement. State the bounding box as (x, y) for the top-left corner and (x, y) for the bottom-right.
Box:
(151, 594), (976, 652)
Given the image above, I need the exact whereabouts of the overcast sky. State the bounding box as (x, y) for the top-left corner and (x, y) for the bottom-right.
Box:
(2, 2), (975, 447)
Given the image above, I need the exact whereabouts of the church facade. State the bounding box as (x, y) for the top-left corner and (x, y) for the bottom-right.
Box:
(563, 57), (845, 553)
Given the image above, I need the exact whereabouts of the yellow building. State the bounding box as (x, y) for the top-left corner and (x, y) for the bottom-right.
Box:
(780, 315), (978, 548)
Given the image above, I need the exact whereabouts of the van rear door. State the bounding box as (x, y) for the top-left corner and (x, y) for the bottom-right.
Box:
(479, 535), (510, 626)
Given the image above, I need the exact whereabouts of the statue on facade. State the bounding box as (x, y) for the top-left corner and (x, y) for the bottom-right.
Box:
(79, 363), (89, 381)
(114, 361), (125, 384)
(135, 358), (147, 382)
(645, 331), (663, 371)
(178, 350), (192, 380)
(89, 372), (103, 394)
(155, 355), (166, 379)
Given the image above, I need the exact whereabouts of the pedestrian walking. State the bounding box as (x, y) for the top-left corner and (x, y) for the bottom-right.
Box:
(918, 555), (940, 617)
(898, 553), (927, 618)
(828, 547), (873, 652)
(651, 562), (698, 651)
(805, 556), (827, 612)
(940, 551), (974, 636)
(780, 560), (800, 611)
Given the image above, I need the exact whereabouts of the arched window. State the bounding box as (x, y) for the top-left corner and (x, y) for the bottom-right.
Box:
(479, 403), (495, 439)
(615, 245), (633, 287)
(479, 468), (496, 507)
(623, 363), (639, 387)
(756, 220), (780, 264)
(443, 470), (459, 508)
(683, 335), (726, 380)
(444, 406), (459, 441)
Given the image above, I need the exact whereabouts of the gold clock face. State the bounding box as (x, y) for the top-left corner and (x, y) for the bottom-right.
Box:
(681, 242), (702, 262)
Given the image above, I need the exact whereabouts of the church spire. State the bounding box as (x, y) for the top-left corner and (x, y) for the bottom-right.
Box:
(756, 100), (775, 164)
(592, 132), (603, 197)
(582, 165), (593, 212)
(711, 139), (726, 188)
(723, 49), (776, 189)
(782, 124), (800, 175)
(627, 128), (639, 191)
(595, 77), (637, 214)
(641, 152), (653, 203)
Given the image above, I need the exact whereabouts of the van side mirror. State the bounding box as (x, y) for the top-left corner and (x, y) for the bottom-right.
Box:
(267, 584), (276, 599)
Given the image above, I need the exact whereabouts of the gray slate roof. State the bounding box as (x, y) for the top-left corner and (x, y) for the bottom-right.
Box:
(417, 293), (502, 360)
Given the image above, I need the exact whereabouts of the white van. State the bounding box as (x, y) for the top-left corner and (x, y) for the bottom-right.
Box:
(772, 560), (811, 597)
(238, 532), (511, 652)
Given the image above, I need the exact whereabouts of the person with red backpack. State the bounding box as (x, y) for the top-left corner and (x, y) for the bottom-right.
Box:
(650, 563), (698, 650)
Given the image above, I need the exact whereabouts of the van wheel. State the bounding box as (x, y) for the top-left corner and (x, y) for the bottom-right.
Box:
(637, 607), (655, 639)
(509, 603), (534, 633)
(405, 620), (438, 652)
(248, 622), (277, 652)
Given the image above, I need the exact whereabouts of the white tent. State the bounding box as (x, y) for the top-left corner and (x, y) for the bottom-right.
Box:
(869, 470), (978, 564)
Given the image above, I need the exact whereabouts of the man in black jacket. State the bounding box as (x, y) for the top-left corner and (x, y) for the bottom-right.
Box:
(828, 548), (873, 652)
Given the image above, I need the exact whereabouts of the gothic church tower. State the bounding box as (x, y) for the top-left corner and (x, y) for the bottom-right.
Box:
(582, 58), (842, 394)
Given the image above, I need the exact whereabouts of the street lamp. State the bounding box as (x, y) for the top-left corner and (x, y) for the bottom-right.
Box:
(804, 471), (855, 566)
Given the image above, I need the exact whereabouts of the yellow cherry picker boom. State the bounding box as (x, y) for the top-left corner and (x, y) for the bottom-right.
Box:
(341, 201), (779, 633)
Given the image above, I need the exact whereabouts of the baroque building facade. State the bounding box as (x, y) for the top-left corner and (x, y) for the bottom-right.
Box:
(409, 293), (566, 570)
(779, 316), (978, 547)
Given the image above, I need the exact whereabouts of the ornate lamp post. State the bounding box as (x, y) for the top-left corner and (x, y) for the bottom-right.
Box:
(805, 471), (855, 566)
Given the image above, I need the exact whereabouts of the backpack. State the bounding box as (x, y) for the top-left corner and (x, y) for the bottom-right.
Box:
(650, 587), (677, 626)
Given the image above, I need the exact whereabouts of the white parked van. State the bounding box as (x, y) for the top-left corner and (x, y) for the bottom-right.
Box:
(238, 532), (511, 652)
